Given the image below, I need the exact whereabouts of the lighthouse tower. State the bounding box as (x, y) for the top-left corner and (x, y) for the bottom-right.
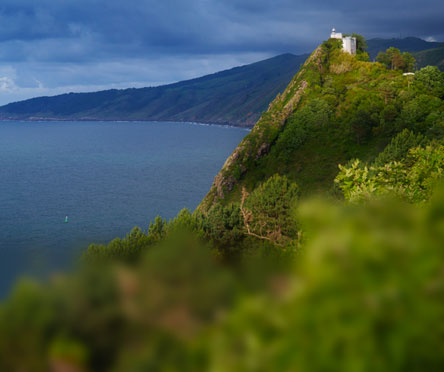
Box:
(330, 28), (343, 40)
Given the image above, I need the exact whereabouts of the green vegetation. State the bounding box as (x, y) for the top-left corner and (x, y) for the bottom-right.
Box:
(372, 129), (426, 166)
(241, 174), (299, 245)
(336, 144), (444, 203)
(2, 36), (444, 371)
(200, 41), (444, 208)
(376, 47), (416, 72)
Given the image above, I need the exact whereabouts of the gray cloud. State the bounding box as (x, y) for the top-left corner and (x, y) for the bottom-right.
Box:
(0, 0), (443, 104)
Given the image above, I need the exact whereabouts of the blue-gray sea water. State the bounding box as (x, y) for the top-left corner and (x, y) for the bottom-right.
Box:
(0, 121), (247, 295)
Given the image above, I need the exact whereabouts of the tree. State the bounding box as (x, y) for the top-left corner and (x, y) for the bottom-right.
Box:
(84, 226), (154, 263)
(377, 47), (416, 72)
(391, 50), (406, 70)
(351, 33), (368, 53)
(198, 203), (244, 257)
(373, 129), (426, 167)
(351, 108), (374, 144)
(414, 66), (444, 97)
(376, 48), (392, 68)
(402, 52), (416, 72)
(240, 175), (299, 244)
(398, 94), (443, 132)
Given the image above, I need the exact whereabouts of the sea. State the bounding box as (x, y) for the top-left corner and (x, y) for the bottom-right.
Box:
(0, 120), (247, 295)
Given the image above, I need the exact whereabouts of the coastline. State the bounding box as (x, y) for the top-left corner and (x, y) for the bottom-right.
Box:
(0, 118), (253, 130)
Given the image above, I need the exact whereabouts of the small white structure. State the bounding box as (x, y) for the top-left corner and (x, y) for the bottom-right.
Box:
(330, 28), (357, 55)
(330, 28), (343, 40)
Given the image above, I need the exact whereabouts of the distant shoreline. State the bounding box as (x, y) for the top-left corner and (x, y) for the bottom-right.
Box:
(0, 118), (253, 130)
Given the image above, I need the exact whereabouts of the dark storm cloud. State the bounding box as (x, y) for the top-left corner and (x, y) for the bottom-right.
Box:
(1, 0), (439, 59)
(0, 0), (443, 104)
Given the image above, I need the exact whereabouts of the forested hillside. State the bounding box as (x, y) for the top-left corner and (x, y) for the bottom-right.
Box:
(200, 39), (444, 209)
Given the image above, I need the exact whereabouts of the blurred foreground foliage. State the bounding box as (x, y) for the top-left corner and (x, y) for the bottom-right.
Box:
(1, 174), (444, 371)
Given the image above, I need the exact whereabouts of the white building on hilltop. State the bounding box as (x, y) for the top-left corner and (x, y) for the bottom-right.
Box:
(330, 28), (357, 55)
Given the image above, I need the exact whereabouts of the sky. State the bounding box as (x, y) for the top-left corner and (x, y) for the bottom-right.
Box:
(0, 0), (443, 105)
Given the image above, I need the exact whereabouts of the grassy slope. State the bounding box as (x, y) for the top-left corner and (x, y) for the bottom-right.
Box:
(200, 41), (433, 210)
(199, 46), (326, 209)
(0, 53), (308, 127)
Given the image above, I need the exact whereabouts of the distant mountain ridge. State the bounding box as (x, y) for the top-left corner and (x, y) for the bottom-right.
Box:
(366, 36), (443, 59)
(0, 53), (309, 127)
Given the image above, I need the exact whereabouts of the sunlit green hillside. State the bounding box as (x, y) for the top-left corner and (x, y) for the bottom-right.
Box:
(200, 39), (444, 209)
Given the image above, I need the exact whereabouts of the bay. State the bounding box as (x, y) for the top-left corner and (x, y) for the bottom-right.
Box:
(0, 121), (247, 295)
